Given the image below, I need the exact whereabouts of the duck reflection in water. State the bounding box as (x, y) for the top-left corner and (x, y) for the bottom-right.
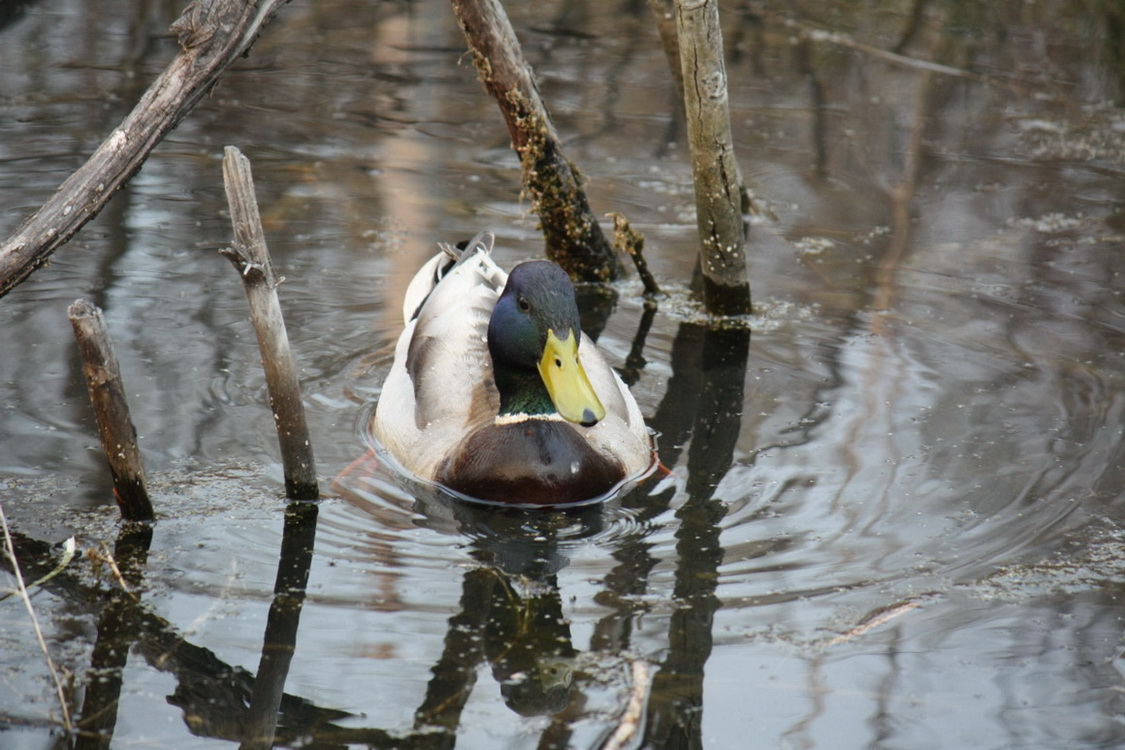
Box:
(330, 258), (751, 744)
(334, 461), (615, 721)
(437, 497), (615, 718)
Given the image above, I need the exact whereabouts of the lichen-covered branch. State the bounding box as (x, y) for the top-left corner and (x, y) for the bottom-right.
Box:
(0, 0), (291, 298)
(675, 0), (751, 315)
(451, 0), (618, 281)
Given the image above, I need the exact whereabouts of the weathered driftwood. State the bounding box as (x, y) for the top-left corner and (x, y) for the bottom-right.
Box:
(674, 0), (752, 315)
(220, 146), (318, 501)
(0, 0), (291, 298)
(67, 299), (154, 522)
(451, 0), (619, 282)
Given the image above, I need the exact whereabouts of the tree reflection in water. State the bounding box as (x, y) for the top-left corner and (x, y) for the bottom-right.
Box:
(0, 308), (750, 748)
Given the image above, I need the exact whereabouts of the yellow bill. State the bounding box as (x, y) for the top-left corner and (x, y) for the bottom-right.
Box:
(539, 328), (606, 427)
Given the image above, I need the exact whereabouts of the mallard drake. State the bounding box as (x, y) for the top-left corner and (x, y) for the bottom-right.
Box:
(371, 231), (655, 506)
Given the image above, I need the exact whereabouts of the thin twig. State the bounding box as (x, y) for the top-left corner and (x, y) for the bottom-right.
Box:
(0, 503), (73, 730)
(785, 18), (1032, 92)
(608, 212), (662, 298)
(89, 542), (138, 597)
(824, 598), (926, 647)
(0, 536), (76, 603)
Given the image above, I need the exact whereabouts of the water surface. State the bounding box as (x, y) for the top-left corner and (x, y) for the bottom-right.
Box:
(2, 1), (1125, 748)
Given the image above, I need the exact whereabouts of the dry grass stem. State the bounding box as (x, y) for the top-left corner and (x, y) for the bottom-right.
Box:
(0, 503), (74, 730)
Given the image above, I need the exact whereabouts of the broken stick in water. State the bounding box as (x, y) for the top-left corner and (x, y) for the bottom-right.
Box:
(220, 146), (319, 501)
(67, 299), (154, 522)
(674, 0), (752, 315)
(609, 212), (662, 298)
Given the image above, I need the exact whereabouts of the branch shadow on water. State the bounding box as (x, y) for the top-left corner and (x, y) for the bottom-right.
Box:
(1, 505), (358, 748)
(239, 500), (322, 750)
(638, 321), (751, 749)
(7, 313), (750, 749)
(73, 522), (152, 750)
(584, 318), (751, 748)
(321, 313), (751, 749)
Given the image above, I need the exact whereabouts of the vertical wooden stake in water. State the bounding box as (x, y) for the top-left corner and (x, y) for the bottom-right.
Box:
(675, 0), (752, 315)
(220, 146), (319, 501)
(67, 299), (154, 522)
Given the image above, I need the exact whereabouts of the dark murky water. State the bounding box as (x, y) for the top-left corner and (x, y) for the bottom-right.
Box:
(3, 1), (1125, 747)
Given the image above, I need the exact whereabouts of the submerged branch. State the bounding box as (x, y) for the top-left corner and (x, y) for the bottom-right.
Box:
(600, 660), (652, 750)
(824, 597), (929, 647)
(785, 18), (1029, 91)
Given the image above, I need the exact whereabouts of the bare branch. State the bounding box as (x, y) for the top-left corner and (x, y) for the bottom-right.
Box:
(675, 0), (752, 315)
(221, 146), (319, 501)
(0, 0), (292, 297)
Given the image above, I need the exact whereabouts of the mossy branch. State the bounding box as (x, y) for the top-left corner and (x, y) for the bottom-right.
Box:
(451, 0), (619, 281)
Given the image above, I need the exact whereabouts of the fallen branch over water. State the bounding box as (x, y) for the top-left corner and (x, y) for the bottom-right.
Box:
(0, 0), (291, 297)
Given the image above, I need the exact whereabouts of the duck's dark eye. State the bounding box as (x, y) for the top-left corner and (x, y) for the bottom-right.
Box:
(517, 295), (531, 312)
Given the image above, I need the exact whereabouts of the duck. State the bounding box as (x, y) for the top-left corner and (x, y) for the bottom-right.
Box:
(371, 231), (655, 506)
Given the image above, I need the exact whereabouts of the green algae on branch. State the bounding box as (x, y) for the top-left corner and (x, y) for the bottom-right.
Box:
(507, 90), (618, 281)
